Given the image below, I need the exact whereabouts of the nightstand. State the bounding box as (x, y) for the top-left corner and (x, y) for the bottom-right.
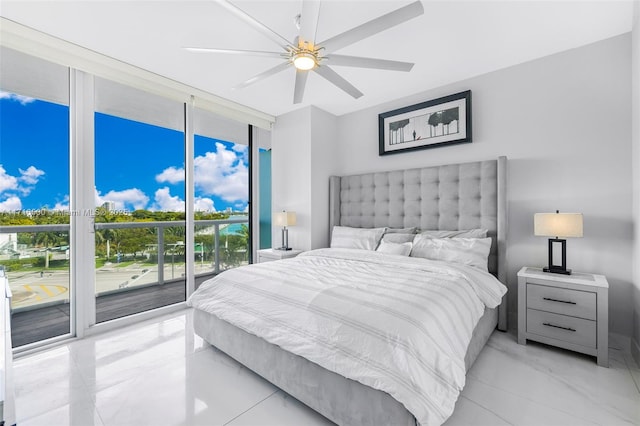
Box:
(517, 267), (608, 367)
(256, 248), (303, 263)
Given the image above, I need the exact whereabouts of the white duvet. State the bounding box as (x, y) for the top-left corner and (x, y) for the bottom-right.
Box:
(187, 248), (507, 426)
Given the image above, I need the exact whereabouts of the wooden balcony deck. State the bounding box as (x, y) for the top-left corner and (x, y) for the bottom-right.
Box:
(11, 279), (189, 348)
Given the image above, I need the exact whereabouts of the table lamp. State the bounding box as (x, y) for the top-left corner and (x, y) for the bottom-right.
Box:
(534, 210), (583, 275)
(273, 210), (296, 251)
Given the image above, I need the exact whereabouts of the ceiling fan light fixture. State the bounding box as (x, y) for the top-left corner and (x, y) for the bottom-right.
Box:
(293, 52), (317, 70)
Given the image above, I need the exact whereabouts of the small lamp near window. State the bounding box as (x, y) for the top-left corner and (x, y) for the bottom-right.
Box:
(534, 211), (583, 275)
(273, 210), (296, 251)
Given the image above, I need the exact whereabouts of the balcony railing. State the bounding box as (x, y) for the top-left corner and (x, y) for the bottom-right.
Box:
(0, 217), (248, 311)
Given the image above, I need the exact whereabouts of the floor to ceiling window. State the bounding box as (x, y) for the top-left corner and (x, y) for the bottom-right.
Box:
(0, 47), (72, 347)
(192, 109), (250, 287)
(93, 77), (186, 323)
(0, 20), (273, 348)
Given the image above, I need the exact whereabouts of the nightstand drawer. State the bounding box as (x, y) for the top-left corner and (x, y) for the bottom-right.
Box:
(527, 309), (596, 348)
(527, 283), (596, 320)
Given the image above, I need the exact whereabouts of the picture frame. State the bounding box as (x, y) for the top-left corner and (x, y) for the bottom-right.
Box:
(378, 90), (472, 156)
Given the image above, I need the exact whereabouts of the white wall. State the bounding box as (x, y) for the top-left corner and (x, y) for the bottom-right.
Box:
(631, 0), (640, 364)
(334, 34), (633, 336)
(272, 107), (312, 250)
(272, 106), (339, 251)
(309, 106), (339, 249)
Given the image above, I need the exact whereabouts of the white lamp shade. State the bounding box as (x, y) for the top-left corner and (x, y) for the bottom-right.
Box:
(534, 212), (583, 238)
(273, 211), (297, 227)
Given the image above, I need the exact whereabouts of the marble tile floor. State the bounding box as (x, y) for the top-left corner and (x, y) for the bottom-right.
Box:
(13, 308), (640, 426)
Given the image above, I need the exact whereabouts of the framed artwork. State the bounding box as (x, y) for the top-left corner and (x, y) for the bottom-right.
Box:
(378, 90), (472, 156)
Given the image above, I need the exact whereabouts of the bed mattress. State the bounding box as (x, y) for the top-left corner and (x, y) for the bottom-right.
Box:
(188, 248), (506, 425)
(193, 305), (497, 426)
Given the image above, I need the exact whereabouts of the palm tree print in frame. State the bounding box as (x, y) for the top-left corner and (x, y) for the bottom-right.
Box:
(378, 90), (471, 156)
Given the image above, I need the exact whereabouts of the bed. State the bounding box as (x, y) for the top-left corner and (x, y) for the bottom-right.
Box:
(189, 157), (508, 426)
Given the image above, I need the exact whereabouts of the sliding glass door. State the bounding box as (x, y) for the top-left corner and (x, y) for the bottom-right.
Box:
(0, 47), (72, 347)
(0, 44), (261, 348)
(192, 109), (250, 287)
(93, 78), (186, 323)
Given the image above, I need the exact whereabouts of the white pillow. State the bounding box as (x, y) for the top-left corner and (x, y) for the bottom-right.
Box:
(382, 233), (416, 244)
(410, 236), (492, 271)
(419, 229), (488, 239)
(376, 240), (413, 256)
(330, 226), (386, 251)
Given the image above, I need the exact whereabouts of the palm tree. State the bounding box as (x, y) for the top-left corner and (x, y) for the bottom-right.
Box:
(238, 224), (249, 248)
(96, 228), (119, 261)
(33, 231), (63, 269)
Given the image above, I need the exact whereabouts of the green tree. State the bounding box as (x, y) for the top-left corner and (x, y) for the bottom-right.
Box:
(33, 231), (66, 269)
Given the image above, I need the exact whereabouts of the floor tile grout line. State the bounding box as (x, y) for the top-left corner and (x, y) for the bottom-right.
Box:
(475, 341), (640, 414)
(459, 395), (515, 426)
(468, 376), (606, 426)
(223, 389), (280, 426)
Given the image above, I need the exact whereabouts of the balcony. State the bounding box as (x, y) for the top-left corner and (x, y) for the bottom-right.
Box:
(0, 218), (249, 348)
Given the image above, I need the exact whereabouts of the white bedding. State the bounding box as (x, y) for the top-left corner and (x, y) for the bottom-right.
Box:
(187, 248), (507, 426)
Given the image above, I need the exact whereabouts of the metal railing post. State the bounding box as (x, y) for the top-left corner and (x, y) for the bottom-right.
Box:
(214, 224), (220, 274)
(157, 226), (164, 285)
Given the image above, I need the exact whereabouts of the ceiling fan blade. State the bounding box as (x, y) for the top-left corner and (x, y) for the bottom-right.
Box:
(314, 65), (363, 99)
(218, 0), (293, 50)
(298, 0), (321, 44)
(293, 70), (309, 104)
(184, 47), (283, 58)
(325, 54), (414, 72)
(234, 62), (291, 89)
(318, 1), (424, 53)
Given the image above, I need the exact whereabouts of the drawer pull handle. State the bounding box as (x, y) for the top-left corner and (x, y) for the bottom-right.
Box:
(543, 297), (576, 305)
(543, 322), (576, 332)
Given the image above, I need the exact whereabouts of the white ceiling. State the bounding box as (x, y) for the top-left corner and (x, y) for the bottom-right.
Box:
(0, 1), (634, 117)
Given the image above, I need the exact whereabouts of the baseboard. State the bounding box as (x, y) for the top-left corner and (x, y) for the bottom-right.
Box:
(632, 337), (640, 369)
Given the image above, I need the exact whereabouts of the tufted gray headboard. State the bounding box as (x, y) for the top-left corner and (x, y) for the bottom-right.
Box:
(329, 156), (507, 329)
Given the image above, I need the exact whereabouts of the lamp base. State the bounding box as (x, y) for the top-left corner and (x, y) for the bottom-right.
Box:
(543, 266), (572, 275)
(275, 227), (292, 251)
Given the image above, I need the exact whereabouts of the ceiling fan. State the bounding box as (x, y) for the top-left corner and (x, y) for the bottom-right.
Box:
(185, 0), (424, 104)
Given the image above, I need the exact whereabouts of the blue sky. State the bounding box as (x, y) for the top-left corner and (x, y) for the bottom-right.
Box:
(0, 93), (248, 213)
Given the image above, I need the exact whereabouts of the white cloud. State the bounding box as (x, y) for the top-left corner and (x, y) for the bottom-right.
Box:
(155, 143), (248, 204)
(155, 166), (184, 184)
(150, 187), (216, 212)
(0, 196), (22, 212)
(194, 197), (216, 212)
(152, 187), (184, 212)
(0, 165), (18, 193)
(0, 91), (36, 105)
(53, 195), (69, 211)
(19, 166), (45, 185)
(95, 188), (149, 211)
(194, 142), (248, 202)
(0, 163), (44, 198)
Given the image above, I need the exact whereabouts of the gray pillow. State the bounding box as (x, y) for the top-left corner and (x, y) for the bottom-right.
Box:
(384, 227), (418, 234)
